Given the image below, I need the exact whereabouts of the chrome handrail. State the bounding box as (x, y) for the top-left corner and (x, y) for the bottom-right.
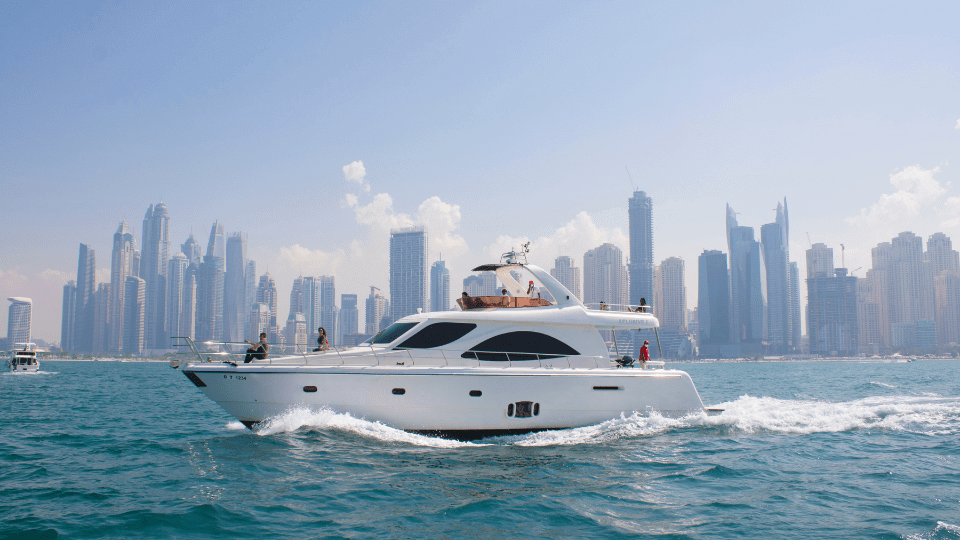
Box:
(584, 303), (654, 314)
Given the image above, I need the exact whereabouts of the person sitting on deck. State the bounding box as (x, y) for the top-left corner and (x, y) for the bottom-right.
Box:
(244, 332), (269, 363)
(635, 297), (648, 313)
(313, 327), (329, 351)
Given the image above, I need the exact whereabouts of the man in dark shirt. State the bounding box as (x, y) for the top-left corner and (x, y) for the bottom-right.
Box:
(244, 332), (269, 363)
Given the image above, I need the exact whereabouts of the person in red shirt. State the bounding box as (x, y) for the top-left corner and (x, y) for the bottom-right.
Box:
(639, 340), (650, 366)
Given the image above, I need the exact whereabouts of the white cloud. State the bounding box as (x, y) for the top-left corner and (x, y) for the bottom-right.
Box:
(276, 245), (346, 276)
(956, 118), (960, 129)
(417, 197), (468, 258)
(483, 211), (628, 266)
(846, 165), (945, 228)
(342, 160), (370, 193)
(39, 269), (73, 284)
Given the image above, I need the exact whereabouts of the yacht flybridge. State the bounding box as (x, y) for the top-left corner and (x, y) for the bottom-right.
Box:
(178, 247), (717, 439)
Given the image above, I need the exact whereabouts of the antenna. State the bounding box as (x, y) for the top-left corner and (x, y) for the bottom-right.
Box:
(625, 167), (636, 192)
(840, 244), (845, 269)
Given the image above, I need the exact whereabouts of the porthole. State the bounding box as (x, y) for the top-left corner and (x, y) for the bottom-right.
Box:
(303, 386), (318, 393)
(507, 403), (514, 416)
(469, 390), (482, 397)
(392, 388), (406, 395)
(533, 403), (540, 416)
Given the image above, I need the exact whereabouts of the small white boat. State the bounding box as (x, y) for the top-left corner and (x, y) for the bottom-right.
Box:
(8, 343), (40, 373)
(178, 247), (719, 439)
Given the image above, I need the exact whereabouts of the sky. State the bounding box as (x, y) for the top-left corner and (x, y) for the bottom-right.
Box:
(1, 0), (959, 343)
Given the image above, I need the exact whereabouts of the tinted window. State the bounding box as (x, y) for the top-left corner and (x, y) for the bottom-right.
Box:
(396, 322), (477, 349)
(461, 331), (579, 361)
(370, 322), (419, 344)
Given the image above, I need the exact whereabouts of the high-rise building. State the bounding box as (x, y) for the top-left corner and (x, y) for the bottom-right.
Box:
(806, 243), (834, 278)
(365, 286), (388, 334)
(657, 257), (686, 332)
(462, 272), (497, 297)
(790, 261), (801, 351)
(338, 294), (359, 343)
(319, 276), (337, 345)
(92, 284), (109, 354)
(182, 262), (199, 341)
(761, 200), (792, 353)
(929, 233), (960, 346)
(61, 281), (76, 351)
(140, 202), (170, 350)
(255, 272), (279, 334)
(122, 276), (146, 354)
(301, 277), (321, 337)
(165, 253), (189, 346)
(389, 226), (428, 322)
(224, 233), (247, 342)
(807, 267), (858, 356)
(197, 221), (226, 342)
(726, 206), (766, 351)
(889, 232), (934, 336)
(584, 243), (628, 307)
(628, 191), (654, 309)
(288, 276), (305, 322)
(6, 297), (32, 346)
(249, 303), (272, 339)
(73, 243), (96, 353)
(698, 250), (731, 351)
(550, 256), (581, 300)
(181, 233), (201, 265)
(430, 260), (450, 312)
(109, 221), (137, 352)
(284, 313), (307, 351)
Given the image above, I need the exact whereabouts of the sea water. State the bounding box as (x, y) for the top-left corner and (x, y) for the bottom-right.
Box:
(2, 360), (959, 539)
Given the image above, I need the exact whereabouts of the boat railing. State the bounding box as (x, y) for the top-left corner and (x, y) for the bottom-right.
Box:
(584, 303), (654, 314)
(171, 337), (663, 370)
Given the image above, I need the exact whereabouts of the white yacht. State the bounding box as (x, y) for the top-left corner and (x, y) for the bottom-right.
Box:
(179, 248), (717, 439)
(8, 343), (40, 373)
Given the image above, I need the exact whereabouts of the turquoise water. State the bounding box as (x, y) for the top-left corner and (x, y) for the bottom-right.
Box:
(2, 360), (959, 539)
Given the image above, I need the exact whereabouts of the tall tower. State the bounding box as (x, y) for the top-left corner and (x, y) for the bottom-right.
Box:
(6, 297), (32, 346)
(61, 282), (76, 351)
(430, 260), (450, 312)
(109, 221), (137, 352)
(224, 233), (248, 342)
(255, 272), (279, 337)
(140, 202), (170, 350)
(365, 286), (388, 334)
(165, 253), (189, 346)
(389, 226), (428, 322)
(122, 276), (146, 354)
(628, 191), (654, 306)
(339, 294), (359, 343)
(550, 256), (581, 300)
(727, 206), (766, 352)
(658, 257), (686, 332)
(181, 233), (201, 265)
(583, 243), (628, 307)
(320, 276), (337, 345)
(73, 243), (96, 353)
(197, 221), (226, 341)
(761, 200), (791, 353)
(698, 250), (731, 350)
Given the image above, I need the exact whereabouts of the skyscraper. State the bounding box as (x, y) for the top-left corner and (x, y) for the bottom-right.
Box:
(929, 233), (960, 346)
(244, 260), (257, 334)
(365, 286), (387, 334)
(6, 297), (32, 346)
(165, 253), (189, 346)
(389, 226), (428, 322)
(181, 233), (201, 265)
(61, 281), (76, 351)
(301, 276), (321, 337)
(726, 205), (766, 352)
(224, 233), (248, 342)
(92, 284), (109, 354)
(807, 267), (858, 356)
(339, 294), (359, 343)
(109, 221), (137, 352)
(583, 243), (628, 307)
(73, 243), (96, 353)
(761, 200), (791, 353)
(657, 257), (686, 332)
(123, 276), (146, 354)
(698, 250), (731, 352)
(197, 221), (226, 341)
(462, 272), (497, 297)
(320, 276), (337, 344)
(806, 243), (834, 278)
(140, 202), (170, 350)
(430, 260), (450, 312)
(628, 191), (654, 307)
(288, 276), (305, 322)
(256, 273), (279, 338)
(550, 256), (581, 300)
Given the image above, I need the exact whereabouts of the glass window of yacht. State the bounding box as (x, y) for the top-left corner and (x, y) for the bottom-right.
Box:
(461, 331), (580, 361)
(369, 322), (419, 344)
(396, 323), (477, 349)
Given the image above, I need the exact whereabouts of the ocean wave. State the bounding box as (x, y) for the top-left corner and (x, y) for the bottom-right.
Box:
(0, 371), (58, 376)
(906, 520), (960, 540)
(253, 407), (479, 448)
(709, 394), (960, 435)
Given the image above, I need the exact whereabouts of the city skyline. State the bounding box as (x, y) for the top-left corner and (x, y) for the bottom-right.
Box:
(2, 2), (959, 342)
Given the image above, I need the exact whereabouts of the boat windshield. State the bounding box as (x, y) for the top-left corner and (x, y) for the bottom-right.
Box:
(368, 322), (419, 345)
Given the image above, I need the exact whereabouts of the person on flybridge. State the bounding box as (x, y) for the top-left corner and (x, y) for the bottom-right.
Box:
(526, 280), (541, 298)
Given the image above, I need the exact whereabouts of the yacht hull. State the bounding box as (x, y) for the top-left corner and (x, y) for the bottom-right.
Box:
(182, 363), (707, 438)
